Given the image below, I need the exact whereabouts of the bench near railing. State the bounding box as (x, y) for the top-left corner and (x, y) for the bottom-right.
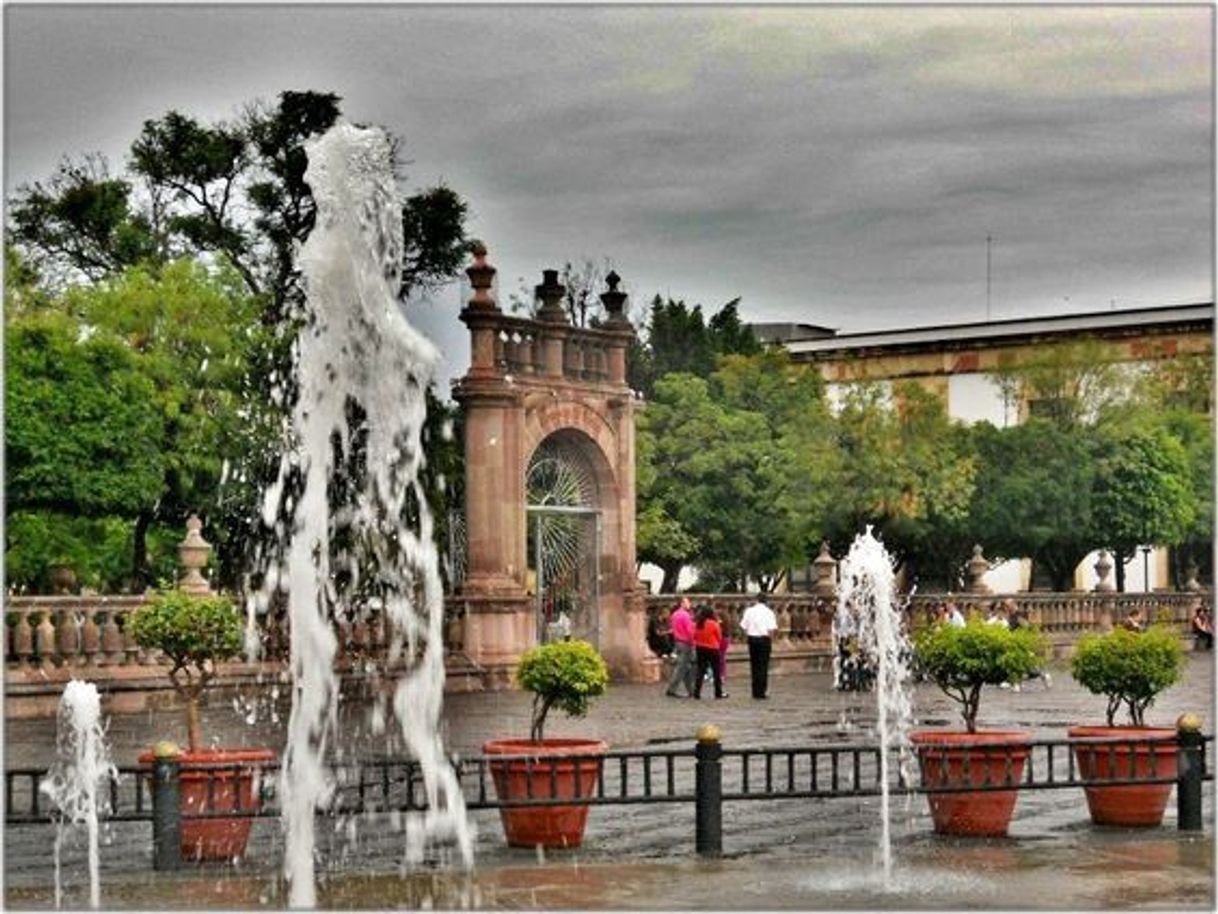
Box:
(7, 727), (1209, 866)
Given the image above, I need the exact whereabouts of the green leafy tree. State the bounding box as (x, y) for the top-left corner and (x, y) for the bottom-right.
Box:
(968, 419), (1097, 591)
(128, 591), (244, 750)
(629, 295), (760, 398)
(8, 90), (472, 591)
(516, 640), (609, 742)
(6, 311), (164, 523)
(915, 619), (1047, 732)
(821, 383), (976, 584)
(711, 349), (838, 582)
(1070, 626), (1183, 726)
(1091, 427), (1195, 591)
(58, 259), (264, 588)
(991, 338), (1134, 431)
(637, 361), (823, 592)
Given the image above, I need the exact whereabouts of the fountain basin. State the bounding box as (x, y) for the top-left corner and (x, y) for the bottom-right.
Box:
(910, 730), (1031, 837)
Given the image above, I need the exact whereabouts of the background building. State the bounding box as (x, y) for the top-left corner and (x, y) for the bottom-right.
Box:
(755, 302), (1214, 593)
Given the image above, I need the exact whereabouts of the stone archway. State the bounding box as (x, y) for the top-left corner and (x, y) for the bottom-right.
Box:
(452, 244), (653, 684)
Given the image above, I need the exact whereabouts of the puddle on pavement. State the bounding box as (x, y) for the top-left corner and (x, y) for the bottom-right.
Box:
(7, 835), (1212, 910)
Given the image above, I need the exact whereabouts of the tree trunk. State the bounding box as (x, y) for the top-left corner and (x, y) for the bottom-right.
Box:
(185, 692), (202, 752)
(1114, 553), (1127, 593)
(660, 562), (682, 594)
(130, 510), (152, 593)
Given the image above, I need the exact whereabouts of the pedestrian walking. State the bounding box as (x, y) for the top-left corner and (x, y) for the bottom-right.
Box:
(740, 592), (777, 699)
(692, 604), (727, 700)
(665, 596), (697, 698)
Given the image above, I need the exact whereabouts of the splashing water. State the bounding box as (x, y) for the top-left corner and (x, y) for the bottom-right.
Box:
(40, 680), (115, 909)
(258, 122), (472, 907)
(833, 529), (915, 885)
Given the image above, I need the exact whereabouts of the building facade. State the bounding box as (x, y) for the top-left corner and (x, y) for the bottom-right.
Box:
(755, 303), (1214, 592)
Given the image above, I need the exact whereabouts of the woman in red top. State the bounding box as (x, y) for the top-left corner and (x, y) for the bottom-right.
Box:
(693, 604), (727, 699)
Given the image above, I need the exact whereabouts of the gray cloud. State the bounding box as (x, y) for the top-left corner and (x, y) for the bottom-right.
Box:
(5, 5), (1212, 381)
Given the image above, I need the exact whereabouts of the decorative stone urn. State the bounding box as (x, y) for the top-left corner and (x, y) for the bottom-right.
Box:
(813, 541), (837, 597)
(1093, 550), (1115, 592)
(177, 515), (213, 595)
(966, 544), (991, 594)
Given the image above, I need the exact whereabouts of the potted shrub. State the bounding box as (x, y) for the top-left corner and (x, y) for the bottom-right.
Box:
(482, 639), (609, 848)
(1068, 625), (1184, 827)
(911, 618), (1047, 836)
(129, 590), (274, 861)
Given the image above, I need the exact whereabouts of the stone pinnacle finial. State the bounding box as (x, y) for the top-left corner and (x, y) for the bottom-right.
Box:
(465, 240), (499, 312)
(535, 268), (568, 323)
(601, 270), (630, 327)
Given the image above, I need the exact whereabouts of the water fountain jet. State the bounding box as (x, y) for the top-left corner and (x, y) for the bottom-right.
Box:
(260, 122), (472, 907)
(832, 528), (914, 885)
(40, 679), (115, 910)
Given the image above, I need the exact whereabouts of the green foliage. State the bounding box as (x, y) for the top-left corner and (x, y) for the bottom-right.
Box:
(129, 589), (244, 750)
(914, 619), (1047, 732)
(629, 295), (760, 398)
(636, 358), (828, 592)
(4, 512), (178, 593)
(516, 640), (609, 741)
(825, 382), (976, 584)
(129, 590), (244, 670)
(1091, 426), (1195, 568)
(968, 419), (1097, 591)
(1070, 626), (1183, 726)
(5, 312), (165, 518)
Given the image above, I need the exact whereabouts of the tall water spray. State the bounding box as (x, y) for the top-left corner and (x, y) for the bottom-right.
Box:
(40, 680), (114, 909)
(259, 122), (472, 907)
(833, 529), (914, 884)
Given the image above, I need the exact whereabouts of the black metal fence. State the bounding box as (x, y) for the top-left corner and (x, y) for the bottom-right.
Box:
(6, 727), (1210, 867)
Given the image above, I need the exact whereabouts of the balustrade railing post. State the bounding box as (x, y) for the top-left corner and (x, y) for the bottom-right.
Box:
(1176, 713), (1204, 832)
(151, 742), (183, 870)
(695, 725), (723, 857)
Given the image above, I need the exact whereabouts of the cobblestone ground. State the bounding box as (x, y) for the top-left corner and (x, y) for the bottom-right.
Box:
(4, 653), (1214, 909)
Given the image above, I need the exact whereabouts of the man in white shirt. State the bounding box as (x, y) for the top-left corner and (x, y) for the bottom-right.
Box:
(740, 593), (778, 699)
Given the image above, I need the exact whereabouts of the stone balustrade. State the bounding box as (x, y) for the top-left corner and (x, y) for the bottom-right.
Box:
(5, 596), (156, 671)
(6, 593), (469, 673)
(6, 588), (1204, 706)
(476, 312), (621, 385)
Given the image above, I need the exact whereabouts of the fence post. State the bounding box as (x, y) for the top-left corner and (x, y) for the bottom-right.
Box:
(151, 741), (182, 870)
(695, 724), (723, 857)
(1176, 713), (1204, 832)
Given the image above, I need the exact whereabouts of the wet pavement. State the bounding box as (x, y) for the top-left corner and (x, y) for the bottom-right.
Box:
(4, 653), (1215, 909)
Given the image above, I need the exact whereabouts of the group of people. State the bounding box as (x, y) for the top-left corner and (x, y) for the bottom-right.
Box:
(651, 594), (778, 700)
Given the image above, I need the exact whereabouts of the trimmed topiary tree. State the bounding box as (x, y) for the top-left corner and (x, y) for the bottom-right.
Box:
(128, 590), (243, 751)
(914, 619), (1047, 733)
(516, 640), (609, 742)
(1070, 625), (1183, 727)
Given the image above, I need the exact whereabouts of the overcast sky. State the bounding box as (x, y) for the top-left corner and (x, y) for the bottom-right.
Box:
(4, 5), (1213, 389)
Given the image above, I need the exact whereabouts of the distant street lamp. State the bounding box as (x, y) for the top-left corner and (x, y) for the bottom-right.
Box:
(1141, 546), (1153, 593)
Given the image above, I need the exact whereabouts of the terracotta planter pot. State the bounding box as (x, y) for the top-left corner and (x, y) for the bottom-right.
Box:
(139, 748), (275, 861)
(910, 730), (1032, 837)
(483, 738), (607, 848)
(1068, 726), (1178, 827)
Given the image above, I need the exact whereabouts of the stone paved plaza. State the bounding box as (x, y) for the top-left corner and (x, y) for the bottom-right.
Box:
(4, 653), (1214, 909)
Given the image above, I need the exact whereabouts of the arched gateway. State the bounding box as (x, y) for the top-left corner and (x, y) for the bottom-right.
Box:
(452, 243), (656, 685)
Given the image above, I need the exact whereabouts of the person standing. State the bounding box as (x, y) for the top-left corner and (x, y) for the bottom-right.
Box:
(740, 593), (778, 699)
(692, 604), (727, 700)
(665, 596), (697, 698)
